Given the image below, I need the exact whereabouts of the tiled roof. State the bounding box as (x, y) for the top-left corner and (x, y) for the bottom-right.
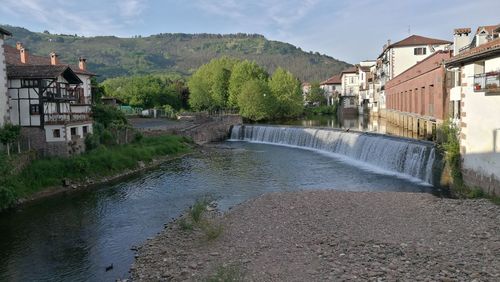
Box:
(446, 38), (500, 65)
(476, 25), (500, 35)
(4, 44), (96, 76)
(454, 28), (471, 35)
(341, 66), (357, 74)
(389, 35), (452, 48)
(320, 74), (341, 85)
(358, 66), (371, 72)
(0, 27), (12, 36)
(6, 65), (83, 84)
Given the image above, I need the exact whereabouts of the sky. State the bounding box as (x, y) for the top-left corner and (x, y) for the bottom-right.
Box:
(1, 0), (499, 64)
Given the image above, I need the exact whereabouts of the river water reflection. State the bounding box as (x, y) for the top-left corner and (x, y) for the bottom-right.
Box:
(0, 141), (436, 281)
(269, 115), (425, 140)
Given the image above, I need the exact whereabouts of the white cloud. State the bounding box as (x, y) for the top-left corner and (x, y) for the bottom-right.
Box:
(0, 0), (148, 36)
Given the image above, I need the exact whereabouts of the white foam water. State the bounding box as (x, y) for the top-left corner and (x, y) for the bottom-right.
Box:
(230, 125), (436, 185)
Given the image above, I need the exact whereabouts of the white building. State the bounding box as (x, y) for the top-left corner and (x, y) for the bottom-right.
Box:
(0, 27), (11, 127)
(373, 35), (452, 113)
(4, 42), (95, 156)
(358, 61), (375, 113)
(340, 66), (359, 113)
(446, 25), (500, 195)
(319, 74), (341, 106)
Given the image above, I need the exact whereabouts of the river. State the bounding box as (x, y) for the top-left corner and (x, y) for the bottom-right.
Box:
(0, 124), (440, 281)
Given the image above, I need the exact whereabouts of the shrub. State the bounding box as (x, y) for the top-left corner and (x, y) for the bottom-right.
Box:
(190, 198), (209, 223)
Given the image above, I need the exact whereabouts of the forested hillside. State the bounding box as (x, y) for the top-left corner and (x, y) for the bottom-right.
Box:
(1, 25), (351, 82)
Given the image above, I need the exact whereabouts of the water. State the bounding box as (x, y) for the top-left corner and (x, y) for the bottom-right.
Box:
(0, 142), (437, 281)
(231, 125), (437, 185)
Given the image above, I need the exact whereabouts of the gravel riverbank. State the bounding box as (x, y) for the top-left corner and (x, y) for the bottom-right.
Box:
(131, 191), (500, 281)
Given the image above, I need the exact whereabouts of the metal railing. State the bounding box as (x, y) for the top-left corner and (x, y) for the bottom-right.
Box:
(44, 113), (91, 124)
(473, 71), (500, 93)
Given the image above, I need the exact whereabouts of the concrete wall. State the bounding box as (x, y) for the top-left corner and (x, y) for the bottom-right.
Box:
(385, 51), (453, 121)
(460, 56), (500, 195)
(0, 37), (8, 126)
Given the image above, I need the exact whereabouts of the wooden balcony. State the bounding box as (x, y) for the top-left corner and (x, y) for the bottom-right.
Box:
(44, 83), (84, 101)
(44, 112), (92, 125)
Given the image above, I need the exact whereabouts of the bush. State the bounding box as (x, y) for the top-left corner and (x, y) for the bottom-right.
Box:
(92, 104), (128, 128)
(133, 132), (144, 143)
(190, 198), (209, 223)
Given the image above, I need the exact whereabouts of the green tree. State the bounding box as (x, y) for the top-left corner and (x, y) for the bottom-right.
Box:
(268, 67), (303, 118)
(188, 57), (238, 111)
(0, 124), (21, 156)
(228, 60), (268, 108)
(237, 79), (275, 121)
(306, 82), (326, 106)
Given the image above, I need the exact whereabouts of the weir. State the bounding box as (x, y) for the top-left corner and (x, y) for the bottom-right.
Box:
(230, 125), (437, 185)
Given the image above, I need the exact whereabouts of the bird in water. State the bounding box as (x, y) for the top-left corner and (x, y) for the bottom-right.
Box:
(105, 264), (113, 272)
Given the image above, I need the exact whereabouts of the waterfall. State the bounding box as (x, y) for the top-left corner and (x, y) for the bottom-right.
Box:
(230, 125), (436, 185)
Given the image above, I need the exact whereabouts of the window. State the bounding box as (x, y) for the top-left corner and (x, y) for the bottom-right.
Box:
(414, 47), (426, 55)
(53, 129), (61, 138)
(70, 127), (77, 136)
(30, 104), (40, 115)
(82, 126), (88, 135)
(21, 79), (40, 88)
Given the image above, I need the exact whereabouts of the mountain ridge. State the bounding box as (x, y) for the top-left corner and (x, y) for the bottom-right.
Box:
(1, 24), (352, 82)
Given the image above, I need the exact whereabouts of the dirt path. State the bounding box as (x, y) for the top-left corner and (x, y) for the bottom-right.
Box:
(131, 191), (500, 281)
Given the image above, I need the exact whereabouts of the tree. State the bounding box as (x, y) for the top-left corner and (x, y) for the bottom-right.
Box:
(237, 79), (275, 121)
(306, 82), (327, 106)
(188, 57), (238, 111)
(228, 60), (269, 108)
(0, 124), (21, 156)
(268, 67), (303, 118)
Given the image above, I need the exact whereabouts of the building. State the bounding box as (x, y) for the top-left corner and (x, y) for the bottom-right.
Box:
(445, 27), (500, 195)
(319, 74), (341, 106)
(385, 50), (453, 138)
(358, 60), (376, 114)
(373, 35), (452, 116)
(0, 27), (12, 127)
(339, 66), (359, 115)
(4, 42), (95, 156)
(301, 82), (311, 103)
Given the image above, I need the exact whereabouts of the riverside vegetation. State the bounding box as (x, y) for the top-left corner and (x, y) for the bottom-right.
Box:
(437, 121), (499, 204)
(0, 105), (193, 211)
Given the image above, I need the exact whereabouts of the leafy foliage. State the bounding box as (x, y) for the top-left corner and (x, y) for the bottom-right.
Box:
(2, 25), (351, 82)
(305, 82), (327, 106)
(102, 74), (187, 109)
(268, 67), (303, 118)
(228, 60), (268, 108)
(92, 104), (128, 128)
(237, 79), (275, 121)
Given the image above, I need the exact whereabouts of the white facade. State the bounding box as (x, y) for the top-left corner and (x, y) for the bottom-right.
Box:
(341, 73), (359, 96)
(381, 44), (450, 80)
(0, 34), (7, 126)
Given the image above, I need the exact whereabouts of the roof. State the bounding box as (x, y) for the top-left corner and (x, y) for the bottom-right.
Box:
(358, 66), (371, 72)
(3, 44), (96, 76)
(446, 38), (500, 66)
(0, 27), (12, 36)
(454, 28), (471, 35)
(341, 66), (357, 74)
(320, 74), (341, 85)
(6, 65), (83, 84)
(476, 25), (500, 35)
(389, 35), (452, 48)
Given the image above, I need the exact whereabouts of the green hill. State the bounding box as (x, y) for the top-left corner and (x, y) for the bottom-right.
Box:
(1, 25), (351, 82)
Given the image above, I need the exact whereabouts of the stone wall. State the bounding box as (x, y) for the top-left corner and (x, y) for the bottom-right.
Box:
(463, 169), (500, 196)
(178, 115), (242, 144)
(20, 127), (85, 157)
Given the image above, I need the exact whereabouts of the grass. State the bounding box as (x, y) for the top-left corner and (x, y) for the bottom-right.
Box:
(206, 265), (243, 282)
(190, 198), (211, 223)
(0, 135), (192, 210)
(180, 197), (224, 240)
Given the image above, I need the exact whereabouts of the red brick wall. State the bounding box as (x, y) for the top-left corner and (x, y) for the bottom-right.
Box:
(385, 51), (452, 121)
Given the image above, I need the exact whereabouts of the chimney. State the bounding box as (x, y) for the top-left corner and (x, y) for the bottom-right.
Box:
(50, 52), (59, 65)
(16, 42), (23, 50)
(453, 28), (471, 54)
(20, 48), (29, 64)
(78, 57), (87, 70)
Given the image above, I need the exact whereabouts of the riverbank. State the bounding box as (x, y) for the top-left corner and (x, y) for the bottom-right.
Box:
(131, 190), (500, 281)
(0, 135), (193, 211)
